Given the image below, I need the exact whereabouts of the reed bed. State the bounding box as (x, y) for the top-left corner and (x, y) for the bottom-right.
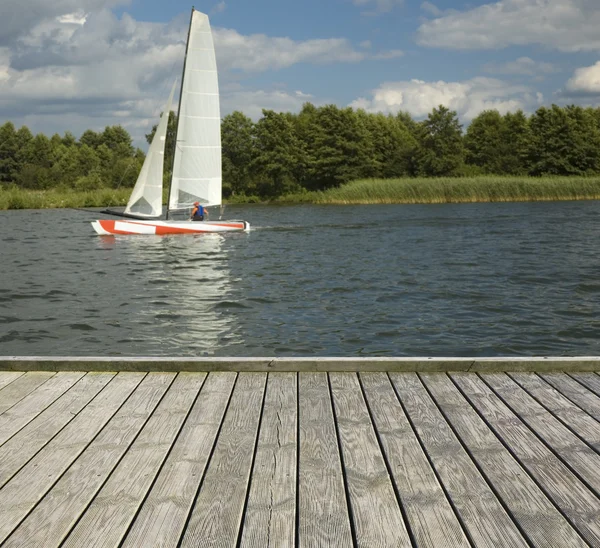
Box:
(3, 176), (600, 210)
(0, 187), (132, 210)
(295, 176), (600, 204)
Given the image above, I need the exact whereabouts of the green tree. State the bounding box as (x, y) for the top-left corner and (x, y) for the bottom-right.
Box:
(16, 164), (51, 189)
(108, 157), (143, 188)
(358, 111), (416, 178)
(50, 133), (63, 150)
(251, 109), (304, 197)
(95, 143), (114, 174)
(14, 133), (53, 188)
(50, 145), (80, 186)
(50, 142), (67, 165)
(528, 105), (600, 175)
(15, 126), (33, 148)
(18, 133), (53, 167)
(413, 106), (464, 176)
(303, 105), (374, 190)
(294, 103), (319, 187)
(0, 121), (18, 183)
(49, 141), (102, 187)
(74, 171), (104, 191)
(221, 111), (255, 196)
(396, 111), (419, 138)
(101, 125), (134, 157)
(12, 126), (33, 178)
(62, 131), (77, 147)
(79, 129), (102, 149)
(500, 110), (531, 175)
(464, 110), (504, 173)
(77, 144), (101, 175)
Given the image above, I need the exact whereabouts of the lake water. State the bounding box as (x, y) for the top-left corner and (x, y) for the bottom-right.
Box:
(1, 201), (599, 357)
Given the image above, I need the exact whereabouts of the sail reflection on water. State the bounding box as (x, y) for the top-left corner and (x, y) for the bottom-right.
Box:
(94, 233), (242, 356)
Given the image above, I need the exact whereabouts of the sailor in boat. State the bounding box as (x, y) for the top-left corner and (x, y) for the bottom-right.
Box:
(190, 202), (209, 221)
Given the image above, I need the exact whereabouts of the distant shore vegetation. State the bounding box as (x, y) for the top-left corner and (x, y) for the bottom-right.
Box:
(0, 187), (132, 210)
(3, 102), (600, 209)
(4, 176), (600, 210)
(280, 176), (600, 204)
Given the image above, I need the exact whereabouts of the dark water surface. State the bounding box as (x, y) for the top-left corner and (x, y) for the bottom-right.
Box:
(1, 202), (599, 357)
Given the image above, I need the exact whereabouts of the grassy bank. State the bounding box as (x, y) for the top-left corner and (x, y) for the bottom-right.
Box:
(0, 187), (132, 210)
(3, 176), (600, 210)
(276, 176), (600, 204)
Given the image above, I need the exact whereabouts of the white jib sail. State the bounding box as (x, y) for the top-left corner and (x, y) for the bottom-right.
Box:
(169, 10), (222, 211)
(124, 81), (177, 218)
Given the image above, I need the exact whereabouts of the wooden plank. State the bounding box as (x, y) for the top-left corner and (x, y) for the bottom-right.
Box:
(0, 372), (85, 446)
(329, 372), (411, 547)
(0, 372), (115, 489)
(543, 372), (600, 420)
(570, 372), (600, 397)
(239, 372), (297, 548)
(360, 372), (469, 548)
(571, 372), (600, 398)
(510, 372), (600, 451)
(296, 372), (353, 547)
(3, 373), (174, 548)
(62, 372), (204, 548)
(0, 373), (142, 543)
(122, 372), (236, 547)
(482, 373), (600, 495)
(453, 373), (600, 546)
(390, 372), (527, 547)
(180, 372), (267, 547)
(422, 373), (588, 547)
(0, 371), (25, 392)
(0, 371), (55, 415)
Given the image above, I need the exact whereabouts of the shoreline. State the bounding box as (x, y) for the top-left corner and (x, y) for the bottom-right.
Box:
(2, 356), (600, 372)
(3, 176), (600, 210)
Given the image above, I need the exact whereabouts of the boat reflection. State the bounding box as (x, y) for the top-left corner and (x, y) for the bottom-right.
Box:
(94, 233), (242, 356)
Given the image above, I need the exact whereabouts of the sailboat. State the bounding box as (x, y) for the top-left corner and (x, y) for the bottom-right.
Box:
(92, 9), (249, 235)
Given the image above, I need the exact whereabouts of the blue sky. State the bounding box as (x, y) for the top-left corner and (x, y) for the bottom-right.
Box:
(1, 0), (600, 147)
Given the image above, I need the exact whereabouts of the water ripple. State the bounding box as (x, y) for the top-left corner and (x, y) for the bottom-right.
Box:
(2, 202), (600, 356)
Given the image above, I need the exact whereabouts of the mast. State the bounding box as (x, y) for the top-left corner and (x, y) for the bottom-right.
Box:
(166, 7), (194, 221)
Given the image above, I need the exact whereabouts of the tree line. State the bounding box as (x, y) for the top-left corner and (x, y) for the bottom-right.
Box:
(2, 102), (600, 198)
(0, 123), (142, 191)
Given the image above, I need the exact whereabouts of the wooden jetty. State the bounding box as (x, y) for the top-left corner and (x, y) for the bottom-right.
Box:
(0, 360), (599, 546)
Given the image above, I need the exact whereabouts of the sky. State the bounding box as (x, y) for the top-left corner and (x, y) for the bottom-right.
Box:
(1, 0), (600, 148)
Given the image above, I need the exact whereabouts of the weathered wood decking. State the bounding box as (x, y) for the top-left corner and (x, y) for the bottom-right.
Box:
(0, 370), (599, 547)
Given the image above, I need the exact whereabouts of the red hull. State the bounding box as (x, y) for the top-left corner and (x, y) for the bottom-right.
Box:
(92, 219), (249, 235)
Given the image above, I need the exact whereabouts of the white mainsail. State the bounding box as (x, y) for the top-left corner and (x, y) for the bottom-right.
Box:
(124, 81), (177, 218)
(169, 11), (222, 211)
(92, 10), (249, 235)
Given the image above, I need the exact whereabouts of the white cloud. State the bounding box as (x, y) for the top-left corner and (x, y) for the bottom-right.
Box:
(214, 29), (367, 72)
(420, 2), (443, 17)
(212, 29), (403, 72)
(57, 12), (88, 25)
(350, 77), (537, 121)
(417, 0), (600, 52)
(0, 0), (130, 45)
(221, 89), (317, 120)
(0, 10), (188, 144)
(0, 47), (10, 83)
(483, 57), (556, 77)
(5, 10), (183, 98)
(1, 6), (403, 146)
(565, 61), (600, 95)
